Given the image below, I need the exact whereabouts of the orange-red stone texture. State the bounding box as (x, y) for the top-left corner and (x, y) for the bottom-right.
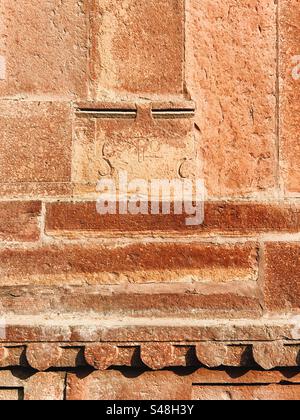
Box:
(0, 0), (298, 400)
(0, 201), (41, 242)
(46, 201), (300, 235)
(73, 105), (197, 194)
(0, 0), (88, 99)
(280, 0), (300, 194)
(88, 0), (185, 98)
(0, 243), (258, 286)
(0, 102), (72, 196)
(264, 242), (300, 312)
(186, 0), (277, 197)
(1, 369), (300, 400)
(66, 370), (300, 400)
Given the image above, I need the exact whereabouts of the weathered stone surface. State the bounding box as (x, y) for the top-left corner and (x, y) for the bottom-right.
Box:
(191, 368), (300, 399)
(0, 242), (258, 286)
(88, 0), (184, 98)
(0, 342), (298, 370)
(0, 369), (65, 400)
(0, 0), (88, 99)
(0, 102), (72, 196)
(252, 342), (285, 370)
(0, 183), (72, 200)
(24, 372), (65, 400)
(192, 384), (300, 400)
(46, 201), (300, 237)
(0, 283), (261, 319)
(0, 347), (8, 365)
(0, 337), (300, 370)
(191, 368), (300, 384)
(67, 370), (191, 400)
(85, 344), (118, 370)
(0, 0), (298, 400)
(0, 389), (20, 400)
(140, 344), (176, 370)
(26, 344), (63, 371)
(280, 345), (300, 367)
(0, 367), (299, 400)
(73, 105), (197, 196)
(263, 243), (300, 312)
(280, 0), (300, 194)
(196, 343), (228, 368)
(0, 201), (41, 242)
(186, 0), (277, 197)
(0, 347), (26, 369)
(1, 317), (293, 344)
(223, 345), (255, 367)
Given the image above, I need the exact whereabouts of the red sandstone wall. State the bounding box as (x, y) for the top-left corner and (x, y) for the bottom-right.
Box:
(0, 0), (299, 400)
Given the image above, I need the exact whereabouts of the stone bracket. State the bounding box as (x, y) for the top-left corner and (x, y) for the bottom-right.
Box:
(0, 341), (299, 371)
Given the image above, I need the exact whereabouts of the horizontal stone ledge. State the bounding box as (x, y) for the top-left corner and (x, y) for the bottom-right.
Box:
(0, 242), (258, 286)
(0, 282), (261, 319)
(0, 317), (298, 343)
(0, 340), (299, 371)
(45, 201), (300, 237)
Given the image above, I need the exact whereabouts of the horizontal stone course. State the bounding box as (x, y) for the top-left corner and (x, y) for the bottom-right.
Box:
(66, 368), (300, 400)
(0, 242), (258, 286)
(192, 384), (300, 401)
(46, 201), (300, 236)
(67, 370), (191, 400)
(0, 283), (261, 319)
(0, 368), (299, 400)
(0, 317), (295, 343)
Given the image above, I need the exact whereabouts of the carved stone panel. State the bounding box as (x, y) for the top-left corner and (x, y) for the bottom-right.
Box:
(73, 103), (199, 196)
